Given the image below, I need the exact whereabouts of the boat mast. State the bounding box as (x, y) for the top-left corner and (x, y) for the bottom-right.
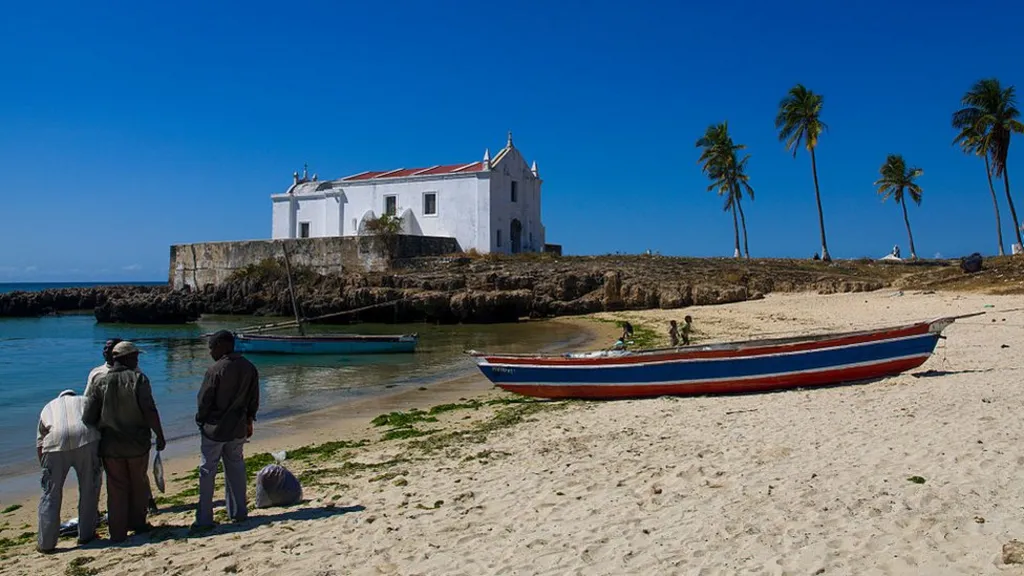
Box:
(280, 241), (306, 336)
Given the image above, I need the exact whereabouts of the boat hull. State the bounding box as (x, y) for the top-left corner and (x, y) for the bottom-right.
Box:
(235, 333), (418, 355)
(470, 320), (953, 399)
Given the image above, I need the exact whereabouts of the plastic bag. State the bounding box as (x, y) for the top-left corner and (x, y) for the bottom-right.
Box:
(254, 454), (303, 509)
(59, 513), (108, 537)
(152, 451), (165, 493)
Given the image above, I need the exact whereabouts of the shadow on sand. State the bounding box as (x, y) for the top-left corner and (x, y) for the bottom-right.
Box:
(80, 503), (364, 549)
(911, 368), (994, 378)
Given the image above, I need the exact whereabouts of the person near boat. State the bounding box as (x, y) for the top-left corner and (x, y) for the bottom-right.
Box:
(668, 316), (694, 347)
(680, 315), (693, 345)
(36, 390), (102, 553)
(83, 341), (166, 543)
(613, 322), (634, 350)
(85, 337), (159, 514)
(194, 330), (260, 529)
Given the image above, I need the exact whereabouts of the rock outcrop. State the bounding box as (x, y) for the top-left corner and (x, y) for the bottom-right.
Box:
(107, 256), (903, 324)
(1, 255), (940, 325)
(0, 285), (168, 317)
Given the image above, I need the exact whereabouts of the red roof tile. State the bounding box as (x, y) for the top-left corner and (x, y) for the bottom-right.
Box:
(340, 162), (484, 181)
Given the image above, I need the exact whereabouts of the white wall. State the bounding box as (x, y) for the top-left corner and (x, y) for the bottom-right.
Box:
(269, 147), (544, 254)
(488, 147), (543, 253)
(293, 195), (325, 238)
(272, 174), (490, 252)
(271, 197), (294, 239)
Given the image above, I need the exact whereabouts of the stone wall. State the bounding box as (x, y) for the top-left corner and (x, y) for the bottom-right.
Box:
(169, 235), (461, 289)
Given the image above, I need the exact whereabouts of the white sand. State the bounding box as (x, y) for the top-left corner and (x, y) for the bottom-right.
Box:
(4, 290), (1024, 576)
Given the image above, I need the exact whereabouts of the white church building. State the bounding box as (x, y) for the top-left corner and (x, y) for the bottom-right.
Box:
(271, 133), (545, 254)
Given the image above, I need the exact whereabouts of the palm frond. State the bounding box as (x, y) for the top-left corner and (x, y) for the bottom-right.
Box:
(874, 153), (923, 207)
(776, 84), (825, 157)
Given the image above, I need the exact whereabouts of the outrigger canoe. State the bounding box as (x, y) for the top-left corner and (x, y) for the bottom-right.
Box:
(235, 332), (418, 355)
(467, 315), (974, 399)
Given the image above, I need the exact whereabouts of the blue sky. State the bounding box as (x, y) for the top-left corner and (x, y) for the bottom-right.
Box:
(1, 0), (1023, 282)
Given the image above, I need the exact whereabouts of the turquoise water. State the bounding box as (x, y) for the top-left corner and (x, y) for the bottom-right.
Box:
(0, 281), (166, 294)
(0, 312), (585, 480)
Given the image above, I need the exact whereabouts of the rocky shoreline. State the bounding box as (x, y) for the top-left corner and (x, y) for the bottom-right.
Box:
(0, 285), (170, 318)
(0, 255), (969, 324)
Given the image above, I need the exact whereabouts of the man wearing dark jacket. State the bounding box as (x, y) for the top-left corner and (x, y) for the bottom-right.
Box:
(83, 341), (166, 543)
(194, 330), (260, 528)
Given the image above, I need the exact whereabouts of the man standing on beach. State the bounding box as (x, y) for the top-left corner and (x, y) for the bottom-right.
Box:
(36, 390), (102, 553)
(83, 341), (166, 543)
(84, 338), (159, 513)
(194, 330), (260, 529)
(85, 338), (122, 396)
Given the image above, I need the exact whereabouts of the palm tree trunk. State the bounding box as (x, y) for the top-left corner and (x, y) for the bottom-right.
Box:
(731, 202), (741, 259)
(900, 195), (917, 260)
(1002, 166), (1023, 250)
(810, 148), (830, 261)
(737, 197), (750, 258)
(985, 154), (1005, 256)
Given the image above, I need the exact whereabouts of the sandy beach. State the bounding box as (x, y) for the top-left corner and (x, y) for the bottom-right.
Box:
(3, 290), (1024, 575)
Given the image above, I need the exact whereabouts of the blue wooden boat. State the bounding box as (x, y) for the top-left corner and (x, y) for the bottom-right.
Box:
(468, 315), (975, 400)
(235, 332), (418, 355)
(224, 244), (419, 356)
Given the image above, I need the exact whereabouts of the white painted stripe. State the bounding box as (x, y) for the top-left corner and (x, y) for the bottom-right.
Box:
(480, 333), (935, 370)
(491, 352), (932, 388)
(376, 167), (406, 178)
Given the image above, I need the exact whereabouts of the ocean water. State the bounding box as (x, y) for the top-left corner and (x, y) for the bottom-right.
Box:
(0, 281), (167, 294)
(0, 285), (587, 480)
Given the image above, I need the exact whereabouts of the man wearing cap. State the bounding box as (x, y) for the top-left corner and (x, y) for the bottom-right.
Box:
(194, 330), (260, 528)
(83, 341), (166, 542)
(84, 338), (159, 514)
(84, 338), (122, 396)
(36, 389), (102, 553)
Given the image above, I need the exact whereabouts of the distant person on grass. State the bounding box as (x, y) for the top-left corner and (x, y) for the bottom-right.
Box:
(83, 341), (166, 543)
(36, 390), (101, 553)
(85, 337), (159, 514)
(194, 330), (260, 530)
(613, 322), (634, 350)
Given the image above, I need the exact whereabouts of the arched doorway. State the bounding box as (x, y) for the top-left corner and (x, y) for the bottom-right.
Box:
(510, 219), (523, 254)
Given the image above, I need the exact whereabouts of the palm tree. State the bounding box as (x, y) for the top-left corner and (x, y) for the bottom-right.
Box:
(954, 123), (1005, 255)
(775, 84), (831, 261)
(735, 165), (754, 259)
(952, 78), (1024, 250)
(874, 154), (923, 260)
(696, 122), (755, 258)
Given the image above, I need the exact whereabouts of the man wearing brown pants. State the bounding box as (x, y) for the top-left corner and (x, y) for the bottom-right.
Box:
(83, 341), (166, 542)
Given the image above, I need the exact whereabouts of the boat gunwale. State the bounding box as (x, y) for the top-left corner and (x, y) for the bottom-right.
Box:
(236, 332), (418, 343)
(467, 317), (957, 361)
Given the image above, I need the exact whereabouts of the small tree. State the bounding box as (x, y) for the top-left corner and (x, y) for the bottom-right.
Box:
(363, 213), (404, 261)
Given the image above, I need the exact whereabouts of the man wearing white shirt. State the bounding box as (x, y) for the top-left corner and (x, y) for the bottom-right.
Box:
(36, 390), (102, 553)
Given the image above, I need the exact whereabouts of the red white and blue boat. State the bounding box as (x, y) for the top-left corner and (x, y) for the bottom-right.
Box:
(468, 316), (972, 399)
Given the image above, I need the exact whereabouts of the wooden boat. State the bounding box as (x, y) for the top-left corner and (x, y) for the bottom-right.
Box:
(223, 242), (418, 356)
(235, 332), (418, 355)
(467, 315), (974, 400)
